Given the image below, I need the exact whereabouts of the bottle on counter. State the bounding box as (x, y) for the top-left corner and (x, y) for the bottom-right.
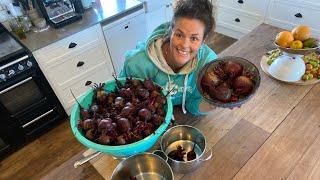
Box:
(7, 10), (26, 39)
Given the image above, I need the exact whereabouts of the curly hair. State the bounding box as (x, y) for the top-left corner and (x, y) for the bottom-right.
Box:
(170, 0), (216, 38)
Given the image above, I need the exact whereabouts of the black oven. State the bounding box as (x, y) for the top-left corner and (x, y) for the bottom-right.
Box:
(0, 24), (67, 159)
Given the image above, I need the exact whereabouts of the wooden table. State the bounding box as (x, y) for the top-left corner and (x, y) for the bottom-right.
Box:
(44, 24), (320, 180)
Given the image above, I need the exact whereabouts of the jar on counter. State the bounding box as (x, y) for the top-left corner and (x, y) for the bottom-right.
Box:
(7, 10), (26, 39)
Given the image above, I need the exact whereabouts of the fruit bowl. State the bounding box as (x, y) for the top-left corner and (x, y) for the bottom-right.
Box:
(196, 56), (261, 108)
(274, 42), (319, 55)
(70, 78), (173, 158)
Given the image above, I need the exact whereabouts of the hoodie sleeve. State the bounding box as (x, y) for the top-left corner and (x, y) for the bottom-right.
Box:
(185, 45), (218, 116)
(119, 45), (160, 80)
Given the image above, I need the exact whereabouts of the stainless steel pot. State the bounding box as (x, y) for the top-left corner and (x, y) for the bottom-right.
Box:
(111, 152), (174, 180)
(160, 125), (212, 174)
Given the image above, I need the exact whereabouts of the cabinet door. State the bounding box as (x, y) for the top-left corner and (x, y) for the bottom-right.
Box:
(146, 6), (168, 36)
(165, 2), (173, 22)
(104, 13), (147, 74)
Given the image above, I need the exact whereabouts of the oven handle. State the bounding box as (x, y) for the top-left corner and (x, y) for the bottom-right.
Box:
(0, 55), (29, 70)
(0, 77), (32, 95)
(22, 109), (54, 128)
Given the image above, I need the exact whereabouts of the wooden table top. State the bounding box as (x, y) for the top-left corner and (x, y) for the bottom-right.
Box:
(44, 23), (320, 180)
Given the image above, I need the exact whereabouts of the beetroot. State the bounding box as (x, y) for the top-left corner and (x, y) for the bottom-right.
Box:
(83, 119), (95, 130)
(98, 118), (112, 132)
(201, 70), (220, 87)
(201, 60), (256, 104)
(117, 118), (131, 133)
(75, 77), (167, 146)
(97, 133), (111, 144)
(233, 76), (253, 95)
(138, 108), (152, 121)
(225, 61), (243, 78)
(209, 83), (232, 102)
(168, 145), (186, 161)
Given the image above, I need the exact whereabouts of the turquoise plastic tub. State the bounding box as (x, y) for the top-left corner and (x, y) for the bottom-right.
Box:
(70, 78), (173, 158)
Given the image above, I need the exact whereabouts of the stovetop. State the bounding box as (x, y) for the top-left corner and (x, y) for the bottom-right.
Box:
(0, 31), (24, 62)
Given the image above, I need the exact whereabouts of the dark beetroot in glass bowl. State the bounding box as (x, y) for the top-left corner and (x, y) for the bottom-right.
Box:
(197, 56), (261, 108)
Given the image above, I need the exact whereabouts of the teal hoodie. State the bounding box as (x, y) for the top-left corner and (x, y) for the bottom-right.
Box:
(119, 22), (217, 115)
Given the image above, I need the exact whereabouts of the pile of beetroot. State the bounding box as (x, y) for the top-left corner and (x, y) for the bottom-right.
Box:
(75, 77), (167, 146)
(201, 61), (255, 103)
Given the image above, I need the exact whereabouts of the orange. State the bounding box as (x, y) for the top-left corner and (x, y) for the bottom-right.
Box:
(292, 25), (311, 41)
(275, 31), (294, 48)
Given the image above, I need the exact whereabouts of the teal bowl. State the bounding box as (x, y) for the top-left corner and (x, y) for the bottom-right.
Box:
(70, 78), (173, 158)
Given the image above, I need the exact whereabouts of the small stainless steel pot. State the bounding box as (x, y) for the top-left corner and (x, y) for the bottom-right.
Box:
(111, 152), (174, 180)
(159, 125), (212, 174)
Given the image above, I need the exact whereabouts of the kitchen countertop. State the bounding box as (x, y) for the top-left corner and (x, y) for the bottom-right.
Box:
(20, 0), (144, 52)
(42, 23), (320, 179)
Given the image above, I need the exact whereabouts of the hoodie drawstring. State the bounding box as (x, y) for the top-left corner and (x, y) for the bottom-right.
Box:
(182, 74), (188, 114)
(167, 75), (175, 120)
(167, 74), (189, 115)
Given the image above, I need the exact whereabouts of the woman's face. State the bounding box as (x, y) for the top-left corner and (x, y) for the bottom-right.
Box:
(169, 17), (205, 68)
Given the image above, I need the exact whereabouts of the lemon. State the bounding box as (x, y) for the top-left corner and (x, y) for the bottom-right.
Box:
(289, 40), (303, 49)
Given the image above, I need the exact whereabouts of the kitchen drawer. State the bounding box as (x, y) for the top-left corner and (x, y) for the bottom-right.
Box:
(103, 12), (147, 74)
(33, 24), (102, 63)
(218, 0), (269, 16)
(144, 0), (171, 12)
(60, 63), (113, 113)
(49, 41), (111, 86)
(268, 0), (320, 31)
(217, 6), (262, 33)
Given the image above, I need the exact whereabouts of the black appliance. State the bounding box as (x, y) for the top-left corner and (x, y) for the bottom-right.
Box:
(35, 0), (84, 28)
(0, 23), (67, 159)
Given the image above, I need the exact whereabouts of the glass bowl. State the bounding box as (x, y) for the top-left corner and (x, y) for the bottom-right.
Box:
(196, 56), (261, 108)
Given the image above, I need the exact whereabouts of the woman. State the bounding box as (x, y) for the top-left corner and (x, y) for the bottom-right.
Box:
(119, 0), (217, 115)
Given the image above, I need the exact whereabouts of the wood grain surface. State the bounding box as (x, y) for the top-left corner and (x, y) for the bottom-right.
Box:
(83, 24), (320, 180)
(2, 24), (319, 180)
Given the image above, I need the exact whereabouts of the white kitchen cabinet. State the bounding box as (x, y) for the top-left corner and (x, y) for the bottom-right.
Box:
(143, 0), (173, 36)
(102, 8), (147, 75)
(266, 0), (320, 38)
(215, 0), (320, 39)
(215, 0), (268, 39)
(33, 24), (114, 115)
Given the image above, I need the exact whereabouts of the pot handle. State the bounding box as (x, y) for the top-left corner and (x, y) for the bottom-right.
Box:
(199, 149), (213, 162)
(153, 150), (168, 162)
(74, 151), (101, 168)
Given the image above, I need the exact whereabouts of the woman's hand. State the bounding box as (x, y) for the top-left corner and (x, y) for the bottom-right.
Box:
(199, 100), (216, 113)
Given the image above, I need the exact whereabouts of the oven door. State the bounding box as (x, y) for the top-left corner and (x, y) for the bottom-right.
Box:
(0, 76), (45, 115)
(0, 69), (56, 130)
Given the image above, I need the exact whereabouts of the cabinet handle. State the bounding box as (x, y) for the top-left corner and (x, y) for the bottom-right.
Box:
(235, 18), (240, 22)
(85, 81), (92, 86)
(124, 25), (129, 29)
(68, 42), (77, 49)
(237, 0), (244, 4)
(76, 61), (84, 67)
(294, 13), (302, 18)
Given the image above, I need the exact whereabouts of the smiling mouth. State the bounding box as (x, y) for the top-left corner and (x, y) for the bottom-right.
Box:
(177, 49), (190, 55)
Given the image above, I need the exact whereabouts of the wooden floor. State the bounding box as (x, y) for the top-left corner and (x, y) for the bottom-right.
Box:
(0, 33), (237, 180)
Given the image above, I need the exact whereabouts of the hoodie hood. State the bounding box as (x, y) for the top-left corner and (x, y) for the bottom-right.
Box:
(120, 22), (218, 115)
(146, 23), (197, 75)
